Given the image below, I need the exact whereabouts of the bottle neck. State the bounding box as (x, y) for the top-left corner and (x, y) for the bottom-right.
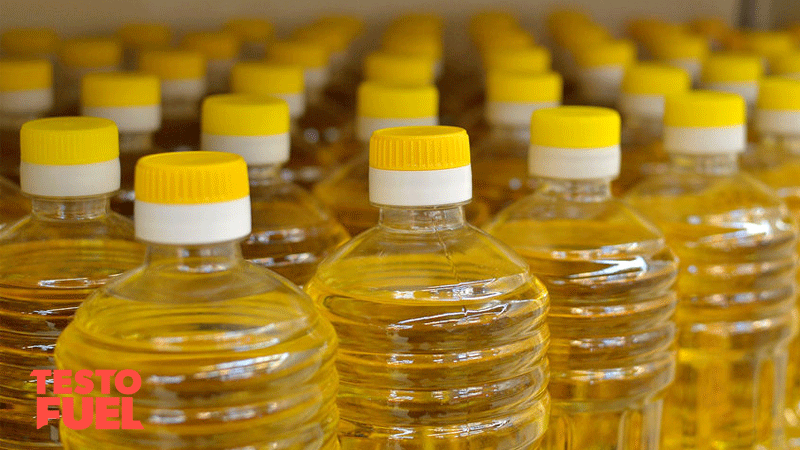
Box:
(162, 98), (201, 121)
(621, 114), (662, 145)
(248, 164), (283, 186)
(669, 152), (739, 176)
(31, 194), (113, 220)
(144, 240), (243, 272)
(533, 177), (613, 202)
(760, 132), (800, 158)
(378, 204), (467, 232)
(120, 132), (155, 153)
(489, 122), (531, 143)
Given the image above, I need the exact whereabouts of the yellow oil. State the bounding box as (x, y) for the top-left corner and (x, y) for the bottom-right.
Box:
(1, 127), (22, 184)
(110, 135), (164, 218)
(0, 233), (143, 448)
(305, 210), (550, 449)
(613, 117), (669, 197)
(0, 177), (30, 229)
(625, 164), (797, 450)
(314, 153), (492, 235)
(744, 136), (800, 449)
(471, 129), (532, 215)
(55, 247), (340, 449)
(243, 168), (350, 286)
(486, 187), (679, 450)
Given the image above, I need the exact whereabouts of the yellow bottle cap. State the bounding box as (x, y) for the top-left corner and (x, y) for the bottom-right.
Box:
(574, 39), (636, 68)
(552, 22), (610, 51)
(702, 52), (763, 83)
(21, 117), (118, 165)
(482, 46), (551, 73)
(758, 76), (800, 110)
(547, 9), (593, 38)
(650, 33), (710, 60)
(772, 52), (800, 75)
(0, 59), (53, 91)
(59, 38), (122, 68)
(135, 151), (249, 204)
(382, 33), (443, 61)
(231, 61), (304, 95)
(267, 40), (329, 68)
(202, 94), (289, 136)
(487, 71), (563, 103)
(292, 24), (350, 53)
(118, 23), (172, 50)
(471, 10), (518, 35)
(370, 126), (469, 171)
(181, 32), (239, 60)
(743, 31), (794, 58)
(476, 28), (535, 53)
(627, 18), (686, 47)
(622, 63), (692, 95)
(81, 72), (160, 107)
(1, 28), (59, 57)
(357, 81), (438, 119)
(315, 15), (365, 41)
(664, 90), (746, 127)
(225, 18), (275, 43)
(363, 51), (436, 85)
(392, 13), (445, 35)
(530, 106), (620, 148)
(139, 49), (206, 80)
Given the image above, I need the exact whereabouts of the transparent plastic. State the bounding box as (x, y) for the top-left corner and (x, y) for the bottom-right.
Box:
(743, 133), (800, 449)
(111, 132), (163, 218)
(486, 177), (679, 450)
(613, 114), (669, 196)
(625, 153), (797, 450)
(154, 96), (201, 151)
(55, 240), (340, 449)
(0, 110), (46, 183)
(242, 164), (349, 286)
(314, 148), (492, 235)
(305, 204), (550, 449)
(0, 176), (29, 230)
(0, 194), (143, 448)
(471, 124), (533, 215)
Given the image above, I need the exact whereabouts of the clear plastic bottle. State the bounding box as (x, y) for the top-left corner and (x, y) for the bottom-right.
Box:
(0, 28), (59, 60)
(649, 33), (709, 87)
(56, 37), (122, 115)
(81, 72), (162, 218)
(701, 53), (763, 118)
(0, 58), (53, 183)
(0, 117), (143, 448)
(55, 151), (339, 449)
(305, 126), (550, 449)
(181, 31), (239, 95)
(614, 63), (691, 195)
(471, 70), (562, 214)
(486, 106), (678, 450)
(574, 39), (636, 108)
(225, 17), (275, 60)
(742, 76), (800, 449)
(117, 22), (171, 70)
(546, 14), (610, 103)
(625, 91), (797, 450)
(201, 94), (349, 286)
(313, 81), (444, 235)
(140, 49), (206, 152)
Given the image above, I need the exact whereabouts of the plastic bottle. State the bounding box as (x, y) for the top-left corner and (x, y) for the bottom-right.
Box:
(0, 117), (143, 448)
(701, 52), (764, 117)
(81, 72), (162, 218)
(772, 52), (800, 79)
(139, 49), (206, 151)
(471, 70), (562, 214)
(181, 31), (239, 95)
(649, 33), (710, 86)
(742, 31), (795, 73)
(690, 17), (730, 51)
(614, 63), (692, 195)
(117, 22), (171, 69)
(742, 77), (800, 448)
(547, 17), (610, 102)
(305, 125), (550, 449)
(625, 91), (797, 450)
(574, 39), (637, 108)
(486, 106), (678, 450)
(225, 17), (275, 60)
(363, 51), (436, 86)
(56, 37), (122, 115)
(201, 94), (349, 285)
(55, 151), (339, 449)
(312, 81), (439, 235)
(0, 58), (53, 183)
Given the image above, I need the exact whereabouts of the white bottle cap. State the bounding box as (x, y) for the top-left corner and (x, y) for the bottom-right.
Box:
(663, 91), (747, 154)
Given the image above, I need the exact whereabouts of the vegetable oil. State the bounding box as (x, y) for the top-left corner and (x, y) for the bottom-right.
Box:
(56, 38), (122, 116)
(625, 91), (797, 450)
(487, 106), (679, 450)
(614, 63), (691, 195)
(742, 77), (800, 449)
(0, 117), (143, 448)
(649, 33), (710, 86)
(305, 126), (550, 449)
(201, 94), (349, 286)
(140, 49), (206, 152)
(81, 72), (162, 218)
(117, 23), (171, 70)
(55, 151), (340, 449)
(472, 70), (562, 215)
(574, 39), (636, 108)
(0, 58), (53, 183)
(181, 31), (239, 95)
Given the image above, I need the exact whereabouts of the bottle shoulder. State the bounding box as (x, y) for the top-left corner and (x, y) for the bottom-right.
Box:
(0, 211), (137, 243)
